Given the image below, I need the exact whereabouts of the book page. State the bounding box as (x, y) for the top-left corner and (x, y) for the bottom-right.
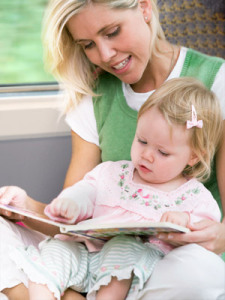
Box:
(0, 203), (63, 227)
(60, 221), (190, 238)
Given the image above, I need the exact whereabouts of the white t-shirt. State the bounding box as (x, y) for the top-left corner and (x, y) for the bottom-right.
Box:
(66, 47), (225, 146)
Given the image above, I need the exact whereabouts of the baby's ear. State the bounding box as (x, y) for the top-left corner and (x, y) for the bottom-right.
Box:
(188, 152), (200, 167)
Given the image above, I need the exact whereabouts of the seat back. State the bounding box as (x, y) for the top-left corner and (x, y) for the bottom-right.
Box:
(158, 0), (225, 58)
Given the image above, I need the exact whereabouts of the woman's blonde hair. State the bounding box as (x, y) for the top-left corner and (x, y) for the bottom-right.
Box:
(42, 0), (165, 111)
(138, 77), (223, 182)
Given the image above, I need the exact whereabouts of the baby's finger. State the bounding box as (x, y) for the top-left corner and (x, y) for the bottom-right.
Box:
(48, 198), (62, 216)
(56, 199), (76, 219)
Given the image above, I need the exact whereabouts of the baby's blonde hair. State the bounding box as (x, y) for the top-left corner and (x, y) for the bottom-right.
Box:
(138, 78), (223, 182)
(42, 0), (165, 111)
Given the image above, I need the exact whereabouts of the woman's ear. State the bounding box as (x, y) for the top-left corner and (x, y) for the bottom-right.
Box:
(139, 0), (152, 22)
(188, 152), (200, 167)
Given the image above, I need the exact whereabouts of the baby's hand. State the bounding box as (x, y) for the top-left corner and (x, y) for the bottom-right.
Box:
(44, 197), (80, 224)
(160, 211), (190, 227)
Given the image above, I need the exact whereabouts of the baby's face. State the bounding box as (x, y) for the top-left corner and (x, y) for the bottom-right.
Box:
(131, 106), (195, 185)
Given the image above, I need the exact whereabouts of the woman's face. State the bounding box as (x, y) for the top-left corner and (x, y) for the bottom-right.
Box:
(67, 2), (152, 85)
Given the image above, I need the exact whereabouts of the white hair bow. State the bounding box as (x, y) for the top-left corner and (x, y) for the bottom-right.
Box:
(186, 105), (203, 129)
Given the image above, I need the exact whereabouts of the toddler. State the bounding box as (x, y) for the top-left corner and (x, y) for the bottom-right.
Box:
(1, 78), (223, 300)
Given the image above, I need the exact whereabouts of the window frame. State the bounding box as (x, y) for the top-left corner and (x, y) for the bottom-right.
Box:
(0, 83), (70, 141)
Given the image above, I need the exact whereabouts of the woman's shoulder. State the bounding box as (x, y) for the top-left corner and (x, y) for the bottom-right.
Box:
(185, 47), (225, 63)
(180, 47), (225, 92)
(65, 94), (99, 146)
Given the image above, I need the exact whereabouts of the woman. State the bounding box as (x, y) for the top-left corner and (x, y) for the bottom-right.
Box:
(1, 0), (225, 299)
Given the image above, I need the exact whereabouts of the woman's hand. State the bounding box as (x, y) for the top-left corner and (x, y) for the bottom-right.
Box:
(157, 218), (225, 254)
(0, 186), (28, 220)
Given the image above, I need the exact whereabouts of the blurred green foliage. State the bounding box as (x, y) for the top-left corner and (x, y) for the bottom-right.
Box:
(0, 0), (54, 84)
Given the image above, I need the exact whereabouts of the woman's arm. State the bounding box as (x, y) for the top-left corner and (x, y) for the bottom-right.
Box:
(63, 130), (101, 188)
(24, 197), (61, 235)
(216, 121), (225, 217)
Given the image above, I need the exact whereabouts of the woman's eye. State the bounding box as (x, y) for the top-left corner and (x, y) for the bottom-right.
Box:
(107, 27), (120, 38)
(83, 41), (94, 50)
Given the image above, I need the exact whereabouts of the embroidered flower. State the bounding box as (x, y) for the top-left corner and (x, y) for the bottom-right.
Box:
(175, 199), (183, 205)
(121, 163), (129, 169)
(175, 187), (200, 205)
(192, 187), (200, 194)
(118, 164), (129, 187)
(118, 175), (125, 187)
(176, 194), (186, 205)
(143, 194), (150, 199)
(154, 204), (161, 210)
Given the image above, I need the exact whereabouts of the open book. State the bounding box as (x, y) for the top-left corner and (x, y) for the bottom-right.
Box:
(0, 203), (190, 239)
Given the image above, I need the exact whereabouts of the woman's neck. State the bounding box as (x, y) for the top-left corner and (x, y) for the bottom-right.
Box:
(131, 41), (180, 93)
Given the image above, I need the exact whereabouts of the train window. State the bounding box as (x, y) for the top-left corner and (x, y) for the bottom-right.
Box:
(0, 1), (65, 139)
(0, 0), (55, 85)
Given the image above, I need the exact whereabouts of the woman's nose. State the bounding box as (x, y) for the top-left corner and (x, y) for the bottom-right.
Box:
(98, 42), (117, 63)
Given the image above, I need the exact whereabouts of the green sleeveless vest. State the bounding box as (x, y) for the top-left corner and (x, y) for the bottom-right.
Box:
(93, 48), (224, 213)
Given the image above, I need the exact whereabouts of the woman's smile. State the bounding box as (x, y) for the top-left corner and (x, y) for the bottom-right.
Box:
(111, 55), (132, 73)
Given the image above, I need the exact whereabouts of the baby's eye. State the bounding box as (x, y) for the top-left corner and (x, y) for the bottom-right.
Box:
(138, 138), (147, 145)
(159, 150), (169, 156)
(106, 26), (120, 38)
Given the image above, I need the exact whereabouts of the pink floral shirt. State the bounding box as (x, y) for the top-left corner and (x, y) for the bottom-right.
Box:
(78, 161), (220, 222)
(60, 161), (221, 252)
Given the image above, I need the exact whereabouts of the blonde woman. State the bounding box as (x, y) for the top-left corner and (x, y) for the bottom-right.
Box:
(0, 1), (225, 299)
